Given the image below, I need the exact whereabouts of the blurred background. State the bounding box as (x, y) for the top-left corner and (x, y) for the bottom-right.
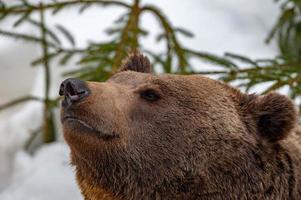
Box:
(0, 0), (300, 199)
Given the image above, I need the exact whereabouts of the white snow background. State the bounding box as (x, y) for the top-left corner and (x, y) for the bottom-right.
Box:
(0, 0), (279, 199)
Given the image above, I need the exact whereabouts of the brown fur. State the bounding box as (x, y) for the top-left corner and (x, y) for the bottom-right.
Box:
(119, 52), (152, 73)
(61, 53), (301, 200)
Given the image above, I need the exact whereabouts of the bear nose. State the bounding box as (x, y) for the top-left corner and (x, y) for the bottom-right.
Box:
(59, 78), (89, 106)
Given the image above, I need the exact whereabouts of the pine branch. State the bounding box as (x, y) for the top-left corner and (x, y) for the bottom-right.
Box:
(31, 47), (85, 66)
(55, 25), (75, 46)
(186, 49), (237, 69)
(23, 126), (42, 153)
(0, 29), (56, 47)
(0, 96), (43, 111)
(262, 73), (301, 94)
(0, 0), (130, 16)
(27, 19), (61, 45)
(112, 0), (141, 71)
(198, 59), (301, 74)
(40, 5), (50, 101)
(39, 3), (56, 143)
(143, 5), (188, 72)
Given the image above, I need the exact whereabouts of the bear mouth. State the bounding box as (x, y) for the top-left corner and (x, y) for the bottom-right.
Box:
(62, 115), (118, 139)
(63, 115), (98, 131)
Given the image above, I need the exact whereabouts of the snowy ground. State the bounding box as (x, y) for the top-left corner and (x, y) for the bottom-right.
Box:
(0, 0), (279, 199)
(0, 143), (82, 200)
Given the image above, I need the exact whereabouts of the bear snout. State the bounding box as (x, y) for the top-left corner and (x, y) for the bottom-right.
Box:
(59, 78), (90, 107)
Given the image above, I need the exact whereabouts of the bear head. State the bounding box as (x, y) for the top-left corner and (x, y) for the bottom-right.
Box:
(60, 53), (299, 199)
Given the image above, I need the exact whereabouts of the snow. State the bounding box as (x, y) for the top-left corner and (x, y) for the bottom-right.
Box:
(0, 143), (82, 200)
(0, 0), (279, 199)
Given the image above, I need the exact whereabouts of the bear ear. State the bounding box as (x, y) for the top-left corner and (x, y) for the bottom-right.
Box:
(119, 52), (152, 73)
(251, 93), (298, 142)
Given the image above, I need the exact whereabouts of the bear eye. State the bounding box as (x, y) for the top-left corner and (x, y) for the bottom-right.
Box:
(140, 89), (160, 102)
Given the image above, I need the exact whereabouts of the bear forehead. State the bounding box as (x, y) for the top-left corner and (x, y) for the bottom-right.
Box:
(109, 71), (224, 91)
(106, 71), (240, 109)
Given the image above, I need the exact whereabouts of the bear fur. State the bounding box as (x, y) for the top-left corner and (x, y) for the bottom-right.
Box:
(61, 53), (301, 200)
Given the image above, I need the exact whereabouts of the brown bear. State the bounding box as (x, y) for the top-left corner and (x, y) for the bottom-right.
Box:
(60, 53), (301, 200)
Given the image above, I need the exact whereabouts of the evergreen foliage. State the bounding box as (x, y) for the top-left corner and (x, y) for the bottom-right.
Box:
(199, 0), (301, 100)
(0, 0), (300, 146)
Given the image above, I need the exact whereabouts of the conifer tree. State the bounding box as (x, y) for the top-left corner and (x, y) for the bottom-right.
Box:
(0, 0), (300, 146)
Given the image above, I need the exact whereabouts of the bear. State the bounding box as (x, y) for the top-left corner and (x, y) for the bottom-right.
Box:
(59, 52), (301, 200)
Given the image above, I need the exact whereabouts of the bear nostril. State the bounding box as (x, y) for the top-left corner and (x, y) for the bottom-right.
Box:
(59, 82), (65, 96)
(59, 78), (90, 106)
(65, 82), (77, 96)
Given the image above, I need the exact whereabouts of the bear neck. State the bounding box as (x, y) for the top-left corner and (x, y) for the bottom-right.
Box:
(71, 141), (299, 199)
(71, 149), (205, 199)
